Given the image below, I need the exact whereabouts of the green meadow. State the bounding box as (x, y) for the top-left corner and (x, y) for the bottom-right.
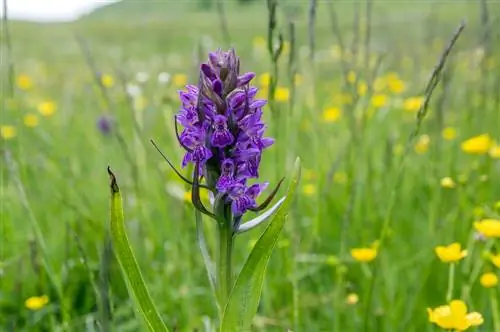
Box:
(1, 0), (500, 331)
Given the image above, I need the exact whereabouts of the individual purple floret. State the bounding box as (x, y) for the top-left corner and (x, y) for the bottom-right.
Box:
(174, 48), (282, 219)
(97, 115), (113, 135)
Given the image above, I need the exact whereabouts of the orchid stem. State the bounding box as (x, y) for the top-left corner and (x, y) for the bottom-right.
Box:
(446, 263), (455, 302)
(216, 218), (234, 316)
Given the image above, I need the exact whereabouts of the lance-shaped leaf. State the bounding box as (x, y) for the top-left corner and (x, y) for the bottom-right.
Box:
(220, 157), (301, 332)
(107, 167), (169, 332)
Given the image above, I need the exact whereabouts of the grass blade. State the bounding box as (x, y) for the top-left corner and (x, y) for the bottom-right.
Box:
(220, 158), (301, 332)
(107, 167), (169, 332)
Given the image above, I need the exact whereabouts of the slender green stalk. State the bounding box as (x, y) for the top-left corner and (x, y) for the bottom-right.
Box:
(491, 288), (500, 332)
(446, 263), (455, 302)
(216, 220), (234, 314)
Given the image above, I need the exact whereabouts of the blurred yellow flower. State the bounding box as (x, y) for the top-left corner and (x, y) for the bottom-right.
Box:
(403, 96), (424, 112)
(257, 88), (268, 100)
(23, 114), (39, 128)
(302, 183), (316, 196)
(253, 36), (266, 49)
(388, 78), (406, 94)
(333, 171), (348, 184)
(172, 74), (187, 87)
(346, 70), (357, 84)
(490, 254), (500, 268)
(414, 134), (430, 154)
(461, 134), (493, 155)
(322, 107), (342, 123)
(1, 125), (17, 140)
(489, 144), (500, 158)
(101, 74), (114, 88)
(25, 295), (49, 311)
(440, 177), (455, 189)
(480, 272), (498, 288)
(37, 101), (56, 117)
(371, 94), (388, 108)
(345, 293), (359, 305)
(357, 81), (368, 96)
(474, 219), (500, 238)
(427, 300), (483, 331)
(435, 242), (467, 263)
(442, 127), (457, 141)
(274, 87), (290, 102)
(16, 74), (33, 90)
(351, 247), (377, 263)
(259, 72), (271, 87)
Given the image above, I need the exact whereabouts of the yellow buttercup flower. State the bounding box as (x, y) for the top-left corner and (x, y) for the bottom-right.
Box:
(440, 177), (456, 189)
(371, 94), (388, 108)
(259, 72), (271, 87)
(388, 78), (406, 94)
(461, 134), (493, 155)
(490, 254), (500, 268)
(38, 101), (57, 117)
(435, 242), (467, 263)
(489, 144), (500, 158)
(427, 300), (483, 331)
(302, 183), (316, 196)
(274, 87), (289, 102)
(442, 127), (457, 141)
(322, 107), (342, 123)
(474, 219), (500, 238)
(403, 96), (424, 112)
(25, 295), (49, 310)
(479, 272), (498, 288)
(16, 74), (33, 90)
(100, 74), (114, 88)
(414, 134), (430, 154)
(23, 114), (39, 128)
(1, 125), (16, 140)
(345, 293), (359, 305)
(172, 74), (188, 87)
(351, 247), (377, 263)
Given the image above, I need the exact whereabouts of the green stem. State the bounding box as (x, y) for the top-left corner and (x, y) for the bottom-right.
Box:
(491, 288), (500, 332)
(446, 263), (455, 302)
(216, 220), (234, 316)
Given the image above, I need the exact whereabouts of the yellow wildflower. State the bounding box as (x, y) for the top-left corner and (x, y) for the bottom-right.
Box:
(302, 184), (316, 196)
(371, 94), (388, 108)
(440, 177), (456, 189)
(345, 293), (359, 305)
(357, 81), (368, 96)
(490, 254), (500, 268)
(489, 144), (500, 158)
(252, 36), (266, 49)
(1, 125), (17, 140)
(388, 78), (406, 94)
(403, 96), (424, 112)
(100, 74), (114, 88)
(461, 134), (493, 155)
(16, 74), (33, 90)
(172, 74), (187, 87)
(427, 300), (483, 331)
(414, 134), (430, 154)
(474, 219), (500, 238)
(37, 101), (56, 117)
(25, 295), (49, 310)
(274, 87), (290, 102)
(442, 127), (457, 141)
(346, 70), (357, 84)
(322, 107), (342, 123)
(480, 272), (498, 288)
(259, 72), (271, 87)
(434, 242), (467, 263)
(350, 247), (377, 263)
(23, 114), (39, 128)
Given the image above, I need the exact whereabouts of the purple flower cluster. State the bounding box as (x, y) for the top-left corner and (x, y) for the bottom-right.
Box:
(175, 49), (276, 217)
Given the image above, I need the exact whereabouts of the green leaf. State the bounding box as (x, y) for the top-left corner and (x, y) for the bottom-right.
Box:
(107, 167), (170, 332)
(220, 158), (301, 332)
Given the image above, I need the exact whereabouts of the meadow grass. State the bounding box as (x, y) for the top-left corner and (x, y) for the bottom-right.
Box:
(1, 0), (500, 331)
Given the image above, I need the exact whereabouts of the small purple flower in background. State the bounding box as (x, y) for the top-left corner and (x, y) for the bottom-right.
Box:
(97, 115), (113, 135)
(174, 48), (282, 220)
